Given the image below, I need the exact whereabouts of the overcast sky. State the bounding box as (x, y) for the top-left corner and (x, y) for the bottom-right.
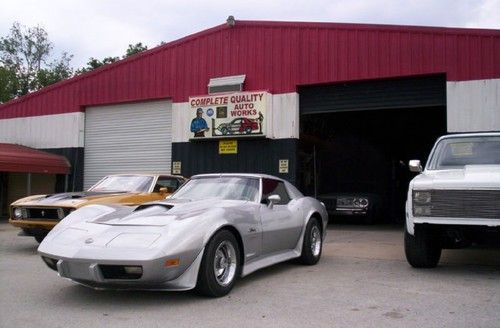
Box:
(1, 0), (499, 68)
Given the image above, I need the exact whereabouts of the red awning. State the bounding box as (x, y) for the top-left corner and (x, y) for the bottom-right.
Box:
(0, 143), (70, 174)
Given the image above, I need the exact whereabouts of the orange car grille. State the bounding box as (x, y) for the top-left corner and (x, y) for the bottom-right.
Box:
(22, 208), (71, 220)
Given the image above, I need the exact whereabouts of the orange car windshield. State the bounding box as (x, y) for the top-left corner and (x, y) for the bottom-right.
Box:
(89, 176), (154, 193)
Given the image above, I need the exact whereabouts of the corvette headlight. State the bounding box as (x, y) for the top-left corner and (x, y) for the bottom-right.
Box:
(13, 207), (23, 219)
(124, 266), (143, 275)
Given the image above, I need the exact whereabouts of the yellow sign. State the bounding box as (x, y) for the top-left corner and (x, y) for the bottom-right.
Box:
(219, 140), (238, 154)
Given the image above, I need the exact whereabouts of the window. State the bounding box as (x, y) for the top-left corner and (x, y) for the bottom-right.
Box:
(428, 136), (500, 170)
(261, 179), (291, 205)
(154, 177), (182, 192)
(171, 177), (259, 201)
(90, 175), (154, 193)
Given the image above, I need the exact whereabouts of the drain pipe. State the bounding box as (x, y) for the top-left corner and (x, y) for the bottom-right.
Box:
(313, 145), (317, 198)
(27, 173), (32, 196)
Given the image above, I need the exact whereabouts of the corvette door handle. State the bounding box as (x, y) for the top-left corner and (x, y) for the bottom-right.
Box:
(248, 227), (257, 232)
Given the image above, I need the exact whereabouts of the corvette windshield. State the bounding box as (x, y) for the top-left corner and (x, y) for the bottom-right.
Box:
(89, 176), (154, 192)
(427, 136), (500, 170)
(171, 177), (259, 201)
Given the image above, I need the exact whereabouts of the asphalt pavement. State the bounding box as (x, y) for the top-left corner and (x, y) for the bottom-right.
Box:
(1, 222), (499, 328)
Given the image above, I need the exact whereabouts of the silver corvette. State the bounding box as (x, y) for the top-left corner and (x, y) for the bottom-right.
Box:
(38, 173), (328, 297)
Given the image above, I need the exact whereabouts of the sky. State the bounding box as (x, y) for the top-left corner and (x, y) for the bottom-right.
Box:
(1, 0), (499, 69)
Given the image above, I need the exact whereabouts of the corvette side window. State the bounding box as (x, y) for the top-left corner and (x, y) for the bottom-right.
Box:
(262, 179), (291, 205)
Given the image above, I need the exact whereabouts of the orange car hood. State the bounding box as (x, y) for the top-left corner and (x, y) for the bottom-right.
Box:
(12, 191), (137, 208)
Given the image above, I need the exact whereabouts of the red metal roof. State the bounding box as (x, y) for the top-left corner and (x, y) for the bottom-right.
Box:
(0, 20), (499, 119)
(0, 143), (70, 174)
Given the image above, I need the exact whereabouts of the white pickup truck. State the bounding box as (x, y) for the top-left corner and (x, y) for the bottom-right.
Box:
(405, 132), (500, 268)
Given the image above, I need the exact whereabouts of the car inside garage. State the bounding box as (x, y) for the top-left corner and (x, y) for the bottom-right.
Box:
(298, 75), (447, 223)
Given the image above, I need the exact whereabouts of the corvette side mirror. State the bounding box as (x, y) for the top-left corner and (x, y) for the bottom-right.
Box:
(267, 194), (281, 209)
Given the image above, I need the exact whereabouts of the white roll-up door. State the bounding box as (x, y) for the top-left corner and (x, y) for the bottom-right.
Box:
(84, 100), (172, 189)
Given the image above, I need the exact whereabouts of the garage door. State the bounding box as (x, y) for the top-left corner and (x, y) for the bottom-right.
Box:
(299, 75), (446, 114)
(84, 100), (172, 189)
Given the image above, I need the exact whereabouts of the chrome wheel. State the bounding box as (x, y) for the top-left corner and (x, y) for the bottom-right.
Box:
(213, 240), (237, 286)
(310, 225), (321, 257)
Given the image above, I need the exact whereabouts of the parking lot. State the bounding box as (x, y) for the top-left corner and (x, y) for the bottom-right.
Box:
(1, 222), (499, 328)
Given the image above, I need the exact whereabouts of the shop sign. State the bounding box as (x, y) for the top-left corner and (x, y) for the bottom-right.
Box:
(219, 140), (238, 154)
(189, 91), (268, 139)
(172, 161), (181, 174)
(279, 159), (289, 173)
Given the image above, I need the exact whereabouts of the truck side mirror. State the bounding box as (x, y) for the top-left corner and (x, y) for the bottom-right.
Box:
(409, 160), (422, 173)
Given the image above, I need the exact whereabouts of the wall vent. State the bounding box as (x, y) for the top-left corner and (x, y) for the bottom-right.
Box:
(208, 75), (245, 94)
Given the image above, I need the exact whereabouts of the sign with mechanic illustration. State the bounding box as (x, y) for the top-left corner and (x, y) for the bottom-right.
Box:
(188, 91), (268, 139)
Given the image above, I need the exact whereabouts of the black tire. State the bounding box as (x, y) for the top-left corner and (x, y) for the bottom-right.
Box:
(362, 205), (378, 225)
(34, 235), (46, 243)
(362, 212), (375, 225)
(244, 127), (252, 134)
(221, 127), (228, 135)
(299, 218), (322, 265)
(197, 230), (240, 297)
(404, 226), (441, 268)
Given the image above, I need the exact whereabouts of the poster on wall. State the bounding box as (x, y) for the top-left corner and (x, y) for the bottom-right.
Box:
(189, 91), (268, 139)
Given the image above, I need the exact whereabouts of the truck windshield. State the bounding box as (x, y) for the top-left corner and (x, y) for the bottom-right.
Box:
(427, 136), (500, 170)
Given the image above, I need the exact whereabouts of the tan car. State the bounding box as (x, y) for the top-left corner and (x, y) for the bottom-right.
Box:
(9, 174), (186, 242)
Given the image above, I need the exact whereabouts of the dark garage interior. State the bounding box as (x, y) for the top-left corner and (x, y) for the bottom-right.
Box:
(298, 75), (447, 223)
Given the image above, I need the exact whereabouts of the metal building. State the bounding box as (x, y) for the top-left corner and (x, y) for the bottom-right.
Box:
(0, 20), (499, 220)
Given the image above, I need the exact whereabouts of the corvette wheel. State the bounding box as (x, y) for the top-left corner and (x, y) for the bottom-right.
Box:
(299, 218), (322, 265)
(197, 230), (240, 297)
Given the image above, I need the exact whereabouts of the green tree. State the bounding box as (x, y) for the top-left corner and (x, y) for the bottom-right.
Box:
(0, 66), (18, 103)
(37, 52), (73, 88)
(77, 42), (149, 74)
(124, 42), (148, 58)
(0, 22), (73, 102)
(75, 56), (120, 74)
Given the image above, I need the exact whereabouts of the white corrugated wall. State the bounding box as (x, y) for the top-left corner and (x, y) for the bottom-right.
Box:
(447, 79), (500, 132)
(84, 100), (172, 189)
(0, 112), (84, 148)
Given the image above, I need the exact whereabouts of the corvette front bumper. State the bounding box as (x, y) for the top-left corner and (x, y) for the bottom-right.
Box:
(40, 249), (204, 291)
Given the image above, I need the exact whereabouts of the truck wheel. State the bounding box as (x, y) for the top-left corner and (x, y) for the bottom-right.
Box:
(404, 227), (441, 268)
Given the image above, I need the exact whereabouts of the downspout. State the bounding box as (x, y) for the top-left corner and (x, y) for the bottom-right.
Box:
(27, 173), (32, 196)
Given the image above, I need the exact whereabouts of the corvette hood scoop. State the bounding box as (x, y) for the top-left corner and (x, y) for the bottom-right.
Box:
(90, 198), (244, 227)
(133, 198), (192, 211)
(97, 204), (176, 226)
